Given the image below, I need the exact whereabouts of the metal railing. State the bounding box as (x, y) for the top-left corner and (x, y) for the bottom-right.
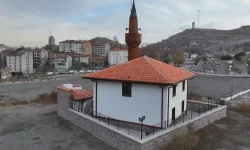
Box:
(68, 99), (226, 140)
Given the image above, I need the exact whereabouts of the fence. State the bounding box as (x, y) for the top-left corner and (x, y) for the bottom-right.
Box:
(68, 99), (226, 140)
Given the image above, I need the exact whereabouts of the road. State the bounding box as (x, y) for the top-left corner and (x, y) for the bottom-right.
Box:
(1, 74), (250, 102)
(188, 74), (250, 99)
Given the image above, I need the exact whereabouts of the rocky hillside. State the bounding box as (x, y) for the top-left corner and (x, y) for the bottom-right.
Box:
(141, 26), (250, 56)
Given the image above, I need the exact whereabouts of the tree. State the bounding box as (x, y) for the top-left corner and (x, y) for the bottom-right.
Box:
(220, 55), (232, 60)
(173, 49), (184, 67)
(72, 58), (82, 70)
(113, 35), (118, 43)
(234, 52), (246, 61)
(194, 56), (201, 65)
(164, 55), (172, 64)
(104, 54), (109, 67)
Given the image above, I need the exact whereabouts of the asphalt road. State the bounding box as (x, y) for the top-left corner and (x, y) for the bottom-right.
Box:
(1, 74), (250, 102)
(188, 74), (250, 99)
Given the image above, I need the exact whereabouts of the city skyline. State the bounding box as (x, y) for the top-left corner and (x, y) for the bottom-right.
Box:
(0, 0), (250, 47)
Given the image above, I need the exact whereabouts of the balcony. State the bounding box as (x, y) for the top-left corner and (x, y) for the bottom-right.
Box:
(125, 33), (141, 44)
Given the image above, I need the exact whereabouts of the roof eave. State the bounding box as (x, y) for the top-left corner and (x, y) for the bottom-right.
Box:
(83, 74), (195, 86)
(83, 76), (173, 86)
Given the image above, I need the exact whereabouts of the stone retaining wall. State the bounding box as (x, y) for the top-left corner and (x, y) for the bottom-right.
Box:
(57, 90), (227, 150)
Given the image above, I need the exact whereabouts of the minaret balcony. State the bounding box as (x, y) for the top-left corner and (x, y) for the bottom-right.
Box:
(125, 33), (141, 44)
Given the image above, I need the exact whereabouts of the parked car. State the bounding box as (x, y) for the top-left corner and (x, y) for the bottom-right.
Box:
(79, 70), (86, 73)
(68, 70), (77, 74)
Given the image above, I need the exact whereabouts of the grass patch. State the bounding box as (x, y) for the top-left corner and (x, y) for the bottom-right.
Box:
(0, 92), (57, 107)
(163, 132), (199, 150)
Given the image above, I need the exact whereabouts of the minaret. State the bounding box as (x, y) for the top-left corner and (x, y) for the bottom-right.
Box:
(125, 0), (141, 61)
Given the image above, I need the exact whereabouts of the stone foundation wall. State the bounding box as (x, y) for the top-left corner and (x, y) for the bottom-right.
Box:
(57, 92), (227, 150)
(141, 106), (227, 150)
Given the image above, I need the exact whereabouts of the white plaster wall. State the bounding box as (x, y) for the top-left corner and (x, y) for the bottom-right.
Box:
(59, 43), (64, 52)
(94, 81), (166, 125)
(168, 80), (187, 122)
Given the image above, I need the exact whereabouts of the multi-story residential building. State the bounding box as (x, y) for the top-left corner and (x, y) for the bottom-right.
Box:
(108, 48), (128, 66)
(31, 49), (48, 69)
(48, 36), (55, 46)
(92, 42), (110, 57)
(6, 49), (33, 74)
(83, 40), (92, 55)
(71, 54), (90, 64)
(59, 40), (92, 55)
(88, 57), (104, 67)
(0, 44), (9, 69)
(48, 53), (72, 71)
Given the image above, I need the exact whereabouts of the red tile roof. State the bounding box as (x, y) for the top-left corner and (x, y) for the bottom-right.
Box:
(48, 53), (69, 59)
(71, 54), (90, 58)
(57, 86), (93, 101)
(88, 57), (104, 61)
(71, 90), (93, 101)
(83, 56), (195, 85)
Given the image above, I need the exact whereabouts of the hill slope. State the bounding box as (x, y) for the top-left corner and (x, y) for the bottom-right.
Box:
(141, 26), (250, 56)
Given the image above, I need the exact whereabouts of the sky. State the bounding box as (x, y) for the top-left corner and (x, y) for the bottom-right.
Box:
(0, 0), (250, 47)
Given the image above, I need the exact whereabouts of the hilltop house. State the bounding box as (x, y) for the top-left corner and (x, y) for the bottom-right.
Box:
(83, 56), (195, 126)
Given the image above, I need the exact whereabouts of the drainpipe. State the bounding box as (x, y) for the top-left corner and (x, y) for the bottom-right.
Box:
(167, 87), (170, 127)
(95, 81), (98, 115)
(160, 86), (164, 128)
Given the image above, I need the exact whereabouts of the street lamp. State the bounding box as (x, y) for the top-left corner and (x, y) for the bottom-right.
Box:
(138, 116), (146, 140)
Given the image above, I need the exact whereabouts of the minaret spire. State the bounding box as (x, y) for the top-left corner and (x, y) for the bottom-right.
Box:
(125, 0), (142, 61)
(130, 0), (137, 17)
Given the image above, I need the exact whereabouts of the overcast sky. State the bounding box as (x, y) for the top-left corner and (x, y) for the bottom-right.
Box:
(0, 0), (250, 47)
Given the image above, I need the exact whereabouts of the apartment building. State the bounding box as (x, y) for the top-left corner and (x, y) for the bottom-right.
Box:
(59, 40), (92, 55)
(6, 49), (33, 74)
(108, 48), (128, 66)
(88, 57), (104, 67)
(49, 53), (72, 71)
(92, 42), (110, 57)
(71, 54), (90, 64)
(48, 36), (55, 46)
(83, 40), (92, 55)
(32, 49), (48, 69)
(0, 44), (9, 69)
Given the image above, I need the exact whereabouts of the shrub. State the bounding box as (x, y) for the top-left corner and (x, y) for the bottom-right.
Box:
(164, 132), (199, 150)
(229, 102), (250, 113)
(0, 92), (57, 107)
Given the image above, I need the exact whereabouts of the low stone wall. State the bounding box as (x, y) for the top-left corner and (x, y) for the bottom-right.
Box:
(141, 106), (227, 150)
(57, 92), (227, 150)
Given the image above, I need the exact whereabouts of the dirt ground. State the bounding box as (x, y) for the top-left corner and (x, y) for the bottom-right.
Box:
(1, 105), (250, 150)
(0, 104), (116, 150)
(165, 108), (250, 150)
(194, 109), (250, 150)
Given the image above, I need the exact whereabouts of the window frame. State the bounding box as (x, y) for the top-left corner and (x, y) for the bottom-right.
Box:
(182, 81), (185, 91)
(122, 82), (132, 97)
(172, 85), (176, 97)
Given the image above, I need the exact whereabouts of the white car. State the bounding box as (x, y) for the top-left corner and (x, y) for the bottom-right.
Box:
(79, 70), (86, 73)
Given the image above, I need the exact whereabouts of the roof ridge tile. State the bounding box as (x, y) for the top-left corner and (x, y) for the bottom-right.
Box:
(144, 56), (168, 81)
